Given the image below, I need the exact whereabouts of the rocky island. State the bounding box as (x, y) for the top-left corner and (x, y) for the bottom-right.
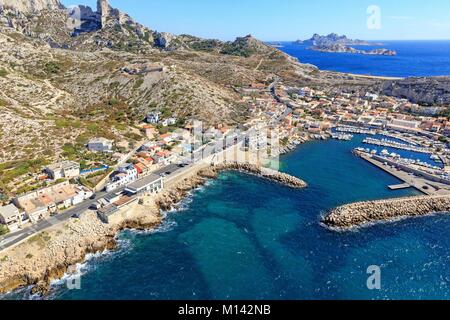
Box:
(313, 44), (397, 56)
(296, 33), (396, 56)
(296, 33), (382, 46)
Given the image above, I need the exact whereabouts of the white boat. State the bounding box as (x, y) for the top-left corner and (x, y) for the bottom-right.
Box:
(430, 155), (440, 161)
(381, 149), (389, 156)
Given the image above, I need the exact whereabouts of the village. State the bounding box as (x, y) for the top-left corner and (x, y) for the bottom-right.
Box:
(1, 79), (450, 242)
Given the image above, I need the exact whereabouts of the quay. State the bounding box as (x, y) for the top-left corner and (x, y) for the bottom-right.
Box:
(388, 183), (411, 190)
(356, 151), (450, 196)
(362, 137), (432, 154)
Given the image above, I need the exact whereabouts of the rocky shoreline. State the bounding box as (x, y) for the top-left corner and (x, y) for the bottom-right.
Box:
(323, 195), (450, 229)
(0, 207), (163, 296)
(0, 160), (307, 297)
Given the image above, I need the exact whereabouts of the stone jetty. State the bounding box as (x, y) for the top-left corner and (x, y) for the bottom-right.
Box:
(323, 195), (450, 229)
(155, 163), (307, 212)
(212, 163), (308, 189)
(0, 162), (307, 296)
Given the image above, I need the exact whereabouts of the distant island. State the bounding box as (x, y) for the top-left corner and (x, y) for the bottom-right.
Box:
(295, 33), (396, 56)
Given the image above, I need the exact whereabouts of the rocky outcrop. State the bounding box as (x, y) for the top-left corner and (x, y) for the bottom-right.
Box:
(0, 208), (162, 296)
(0, 0), (62, 13)
(297, 33), (382, 46)
(323, 195), (450, 229)
(312, 44), (396, 56)
(377, 76), (450, 106)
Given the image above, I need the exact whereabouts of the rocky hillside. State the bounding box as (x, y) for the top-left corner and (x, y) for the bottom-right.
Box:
(0, 0), (447, 172)
(0, 0), (61, 13)
(0, 0), (324, 167)
(378, 77), (450, 106)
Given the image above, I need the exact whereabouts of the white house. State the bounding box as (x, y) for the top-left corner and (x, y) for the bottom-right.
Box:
(161, 117), (177, 127)
(0, 204), (23, 232)
(105, 163), (138, 192)
(88, 138), (113, 153)
(45, 161), (80, 180)
(125, 174), (164, 195)
(14, 182), (93, 223)
(146, 112), (162, 124)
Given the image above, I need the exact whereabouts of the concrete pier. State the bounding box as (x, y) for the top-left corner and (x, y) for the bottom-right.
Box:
(388, 183), (411, 190)
(357, 152), (450, 196)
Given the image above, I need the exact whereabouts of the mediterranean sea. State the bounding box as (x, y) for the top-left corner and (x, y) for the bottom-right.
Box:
(277, 41), (450, 77)
(6, 135), (449, 300)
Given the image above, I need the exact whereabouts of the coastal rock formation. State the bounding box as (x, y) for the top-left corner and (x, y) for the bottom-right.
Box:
(378, 76), (450, 106)
(323, 195), (450, 229)
(0, 204), (162, 296)
(296, 33), (382, 46)
(0, 0), (62, 13)
(312, 44), (397, 56)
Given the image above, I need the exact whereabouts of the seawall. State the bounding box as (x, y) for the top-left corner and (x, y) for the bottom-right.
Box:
(323, 195), (450, 229)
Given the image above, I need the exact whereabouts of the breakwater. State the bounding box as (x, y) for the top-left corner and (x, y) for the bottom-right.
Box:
(213, 163), (308, 189)
(156, 163), (307, 211)
(323, 195), (450, 229)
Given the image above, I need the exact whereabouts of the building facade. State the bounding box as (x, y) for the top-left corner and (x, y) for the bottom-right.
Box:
(45, 161), (80, 180)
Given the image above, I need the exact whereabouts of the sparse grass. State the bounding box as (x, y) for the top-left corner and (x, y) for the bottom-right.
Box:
(27, 232), (51, 249)
(44, 62), (60, 74)
(0, 158), (50, 188)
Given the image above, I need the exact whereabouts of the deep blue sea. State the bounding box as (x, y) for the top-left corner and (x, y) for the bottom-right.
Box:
(277, 41), (450, 77)
(5, 135), (449, 300)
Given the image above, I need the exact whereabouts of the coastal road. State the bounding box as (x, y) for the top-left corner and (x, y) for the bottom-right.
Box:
(0, 137), (242, 252)
(0, 187), (118, 251)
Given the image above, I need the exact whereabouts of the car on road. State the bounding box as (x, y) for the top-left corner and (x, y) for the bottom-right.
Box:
(90, 194), (97, 200)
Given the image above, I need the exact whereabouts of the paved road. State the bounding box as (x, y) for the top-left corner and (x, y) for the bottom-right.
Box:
(0, 188), (112, 250)
(0, 132), (242, 251)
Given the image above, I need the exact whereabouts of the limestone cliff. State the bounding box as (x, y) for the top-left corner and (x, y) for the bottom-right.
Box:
(0, 0), (62, 13)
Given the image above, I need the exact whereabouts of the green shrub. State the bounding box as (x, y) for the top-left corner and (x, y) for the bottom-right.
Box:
(0, 225), (9, 236)
(44, 62), (60, 74)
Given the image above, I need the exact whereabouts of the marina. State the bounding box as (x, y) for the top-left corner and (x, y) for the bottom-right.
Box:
(354, 150), (450, 196)
(363, 137), (432, 154)
(335, 126), (376, 135)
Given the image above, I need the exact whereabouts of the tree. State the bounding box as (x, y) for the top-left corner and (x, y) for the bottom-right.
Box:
(0, 224), (9, 236)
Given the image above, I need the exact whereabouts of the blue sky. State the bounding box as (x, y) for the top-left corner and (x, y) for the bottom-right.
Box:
(61, 0), (450, 41)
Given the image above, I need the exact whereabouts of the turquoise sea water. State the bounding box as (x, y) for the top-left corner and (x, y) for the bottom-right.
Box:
(5, 135), (448, 300)
(277, 41), (450, 77)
